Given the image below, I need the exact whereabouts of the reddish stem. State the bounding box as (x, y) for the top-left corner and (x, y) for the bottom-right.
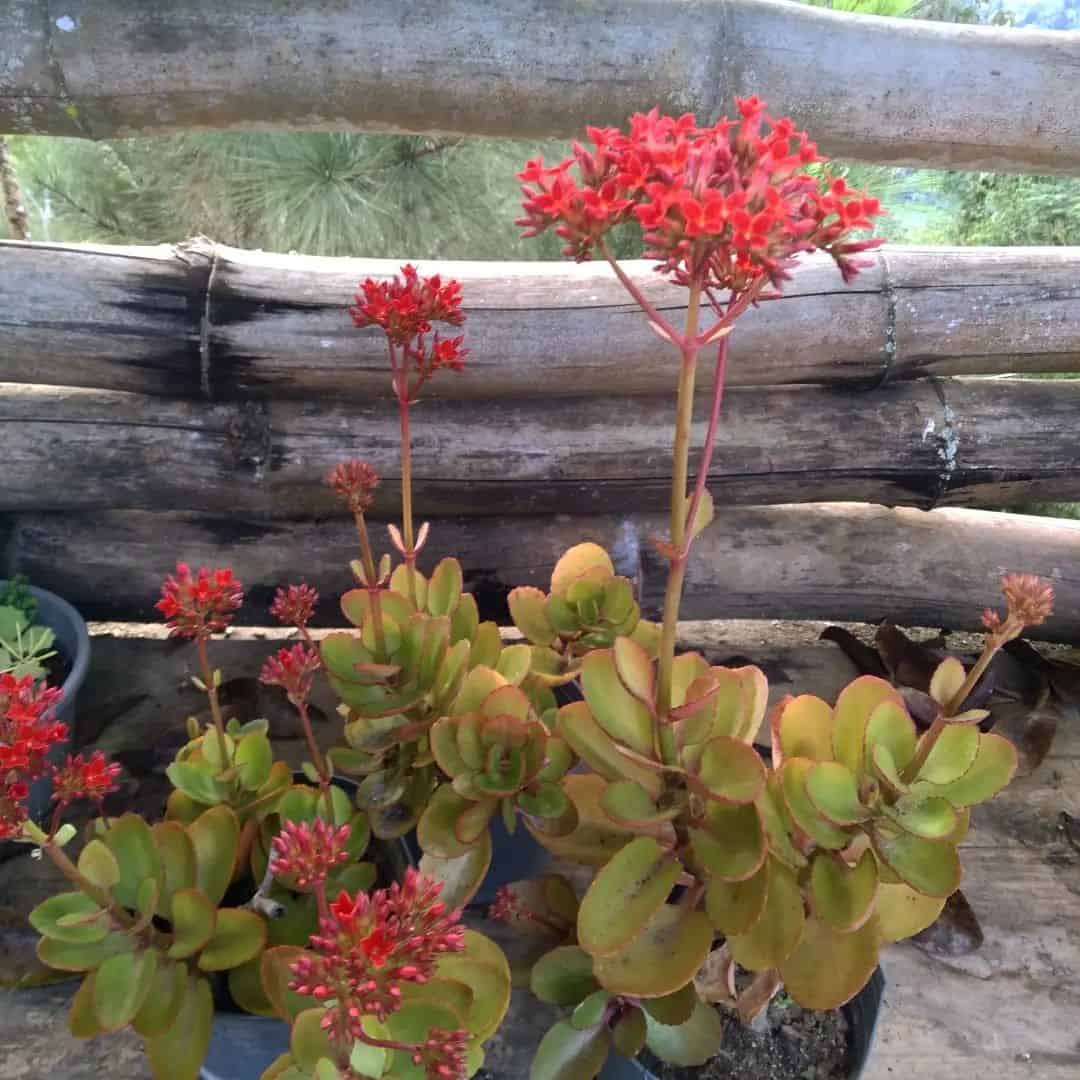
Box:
(296, 701), (331, 789)
(196, 635), (231, 766)
(599, 239), (682, 345)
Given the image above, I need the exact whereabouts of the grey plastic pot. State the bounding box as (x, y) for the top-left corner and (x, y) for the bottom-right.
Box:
(598, 968), (886, 1080)
(1, 583), (92, 822)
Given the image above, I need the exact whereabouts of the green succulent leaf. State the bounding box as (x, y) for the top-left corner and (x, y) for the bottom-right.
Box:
(690, 802), (766, 883)
(496, 643), (533, 686)
(530, 945), (599, 1006)
(916, 724), (980, 785)
(643, 982), (697, 1027)
(226, 957), (276, 1018)
(418, 831), (493, 910)
(93, 948), (157, 1032)
(530, 1018), (611, 1080)
(152, 822), (197, 918)
(727, 858), (806, 972)
(77, 839), (120, 892)
(774, 694), (834, 763)
(613, 635), (655, 703)
(167, 761), (227, 806)
(864, 700), (917, 773)
(755, 774), (807, 870)
(188, 804), (240, 906)
(578, 836), (681, 958)
(705, 861), (769, 936)
(434, 950), (509, 1042)
(427, 558), (464, 617)
(805, 761), (871, 825)
(810, 849), (879, 932)
(524, 773), (634, 867)
(779, 916), (880, 1011)
(235, 731), (274, 791)
(593, 904), (713, 999)
(571, 989), (612, 1030)
(104, 814), (163, 911)
(29, 892), (108, 945)
(37, 930), (133, 973)
(261, 946), (313, 1023)
(555, 701), (662, 798)
(917, 732), (1017, 807)
(875, 881), (947, 942)
(833, 676), (904, 776)
(929, 657), (967, 707)
(67, 973), (101, 1039)
(550, 543), (615, 596)
(581, 648), (655, 759)
(198, 908), (267, 971)
(146, 974), (213, 1080)
(132, 956), (187, 1037)
(693, 736), (767, 805)
(613, 1006), (648, 1059)
(168, 888), (217, 959)
(450, 590), (480, 645)
(644, 998), (725, 1067)
(417, 784), (477, 859)
(884, 795), (959, 839)
(508, 586), (558, 646)
(871, 830), (961, 898)
(779, 758), (850, 849)
(290, 1008), (336, 1070)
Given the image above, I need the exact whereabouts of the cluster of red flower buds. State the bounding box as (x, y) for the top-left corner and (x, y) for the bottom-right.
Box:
(982, 572), (1055, 641)
(269, 818), (351, 891)
(410, 1027), (469, 1079)
(156, 563), (243, 640)
(326, 460), (380, 515)
(1, 674), (119, 840)
(349, 264), (468, 400)
(51, 751), (122, 812)
(269, 583), (319, 629)
(259, 643), (321, 708)
(518, 97), (883, 293)
(290, 869), (466, 1070)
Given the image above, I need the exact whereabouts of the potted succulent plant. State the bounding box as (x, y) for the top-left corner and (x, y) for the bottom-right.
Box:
(0, 575), (91, 821)
(477, 100), (1036, 1080)
(9, 96), (1050, 1080)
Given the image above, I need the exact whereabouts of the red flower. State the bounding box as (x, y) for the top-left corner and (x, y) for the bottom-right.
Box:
(269, 818), (352, 891)
(270, 583), (319, 629)
(348, 265), (467, 399)
(156, 564), (243, 640)
(291, 869), (465, 1033)
(517, 99), (883, 293)
(259, 644), (320, 707)
(51, 751), (121, 809)
(326, 460), (380, 514)
(350, 264), (464, 346)
(0, 673), (66, 839)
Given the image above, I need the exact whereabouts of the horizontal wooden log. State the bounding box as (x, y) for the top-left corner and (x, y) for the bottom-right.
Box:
(3, 2), (1079, 174)
(1, 377), (1078, 516)
(4, 240), (1080, 400)
(5, 505), (1080, 642)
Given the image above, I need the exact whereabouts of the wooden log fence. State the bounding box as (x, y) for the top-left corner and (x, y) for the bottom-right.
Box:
(3, 241), (1080, 400)
(0, 376), (1078, 516)
(5, 505), (1079, 642)
(2, 2), (1079, 174)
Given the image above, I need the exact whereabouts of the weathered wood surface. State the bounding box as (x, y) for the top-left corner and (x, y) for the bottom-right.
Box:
(1, 377), (1078, 515)
(6, 505), (1080, 642)
(3, 1), (1080, 173)
(4, 240), (1080, 399)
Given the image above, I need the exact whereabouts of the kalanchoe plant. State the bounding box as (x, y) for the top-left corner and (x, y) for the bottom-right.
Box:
(508, 100), (1042, 1079)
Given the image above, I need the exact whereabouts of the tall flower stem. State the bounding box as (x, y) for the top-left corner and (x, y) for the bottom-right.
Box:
(354, 510), (387, 657)
(297, 701), (331, 789)
(397, 393), (420, 607)
(196, 636), (231, 766)
(655, 285), (702, 719)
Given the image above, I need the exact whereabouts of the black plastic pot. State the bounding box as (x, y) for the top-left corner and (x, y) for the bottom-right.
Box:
(597, 968), (886, 1080)
(201, 777), (413, 1080)
(0, 583), (92, 822)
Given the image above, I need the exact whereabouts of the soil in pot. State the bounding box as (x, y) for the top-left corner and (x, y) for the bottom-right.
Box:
(638, 994), (851, 1080)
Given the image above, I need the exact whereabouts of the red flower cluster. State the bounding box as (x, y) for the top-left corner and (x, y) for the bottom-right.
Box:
(269, 818), (351, 891)
(52, 751), (122, 810)
(349, 265), (468, 399)
(411, 1028), (469, 1079)
(269, 583), (319, 629)
(259, 644), (320, 707)
(518, 99), (883, 292)
(350, 264), (464, 346)
(290, 869), (465, 1041)
(0, 673), (66, 839)
(156, 564), (243, 640)
(326, 460), (380, 515)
